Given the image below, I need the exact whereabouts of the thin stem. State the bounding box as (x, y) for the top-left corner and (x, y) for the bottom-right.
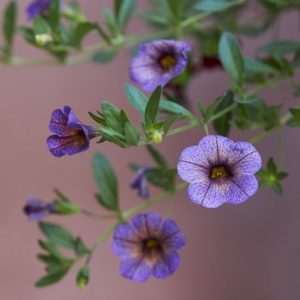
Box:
(81, 209), (116, 220)
(180, 12), (211, 28)
(203, 123), (210, 135)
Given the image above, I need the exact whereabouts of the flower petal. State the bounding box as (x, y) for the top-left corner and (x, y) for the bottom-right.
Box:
(120, 257), (152, 282)
(224, 174), (259, 204)
(230, 142), (262, 175)
(152, 251), (180, 279)
(161, 220), (185, 251)
(48, 108), (72, 136)
(46, 134), (89, 157)
(177, 145), (210, 183)
(187, 180), (225, 208)
(112, 223), (140, 259)
(198, 135), (235, 165)
(131, 213), (162, 239)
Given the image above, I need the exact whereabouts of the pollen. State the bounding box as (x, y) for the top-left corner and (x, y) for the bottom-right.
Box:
(210, 166), (229, 179)
(158, 54), (177, 71)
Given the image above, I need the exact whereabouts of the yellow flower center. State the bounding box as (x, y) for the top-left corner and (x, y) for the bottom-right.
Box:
(158, 54), (177, 71)
(210, 166), (229, 179)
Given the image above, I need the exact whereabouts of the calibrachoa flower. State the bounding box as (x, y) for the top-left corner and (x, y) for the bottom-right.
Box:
(26, 0), (51, 19)
(177, 135), (262, 208)
(23, 198), (55, 221)
(130, 40), (191, 92)
(131, 166), (151, 199)
(47, 106), (96, 157)
(112, 212), (185, 282)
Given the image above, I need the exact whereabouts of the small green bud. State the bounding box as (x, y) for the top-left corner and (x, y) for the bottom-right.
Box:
(151, 130), (163, 143)
(76, 265), (90, 289)
(53, 200), (81, 215)
(35, 34), (53, 46)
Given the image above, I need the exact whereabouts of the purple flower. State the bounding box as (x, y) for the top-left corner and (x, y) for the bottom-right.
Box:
(130, 40), (191, 93)
(177, 135), (262, 208)
(131, 166), (151, 199)
(46, 106), (96, 157)
(23, 198), (55, 221)
(26, 0), (51, 19)
(112, 212), (185, 282)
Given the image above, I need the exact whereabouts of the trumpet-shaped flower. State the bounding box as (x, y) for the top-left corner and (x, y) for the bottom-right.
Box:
(112, 212), (185, 282)
(130, 40), (191, 92)
(23, 198), (55, 221)
(177, 135), (262, 208)
(26, 0), (51, 19)
(47, 106), (95, 157)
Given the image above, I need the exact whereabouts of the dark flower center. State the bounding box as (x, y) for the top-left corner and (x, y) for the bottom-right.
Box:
(209, 165), (231, 179)
(142, 238), (162, 258)
(158, 53), (177, 71)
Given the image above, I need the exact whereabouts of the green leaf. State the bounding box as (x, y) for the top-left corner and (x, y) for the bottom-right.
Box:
(212, 91), (234, 136)
(92, 152), (119, 211)
(101, 101), (122, 131)
(115, 0), (136, 30)
(76, 265), (90, 288)
(48, 0), (60, 31)
(259, 40), (300, 55)
(219, 32), (244, 83)
(146, 145), (168, 169)
(103, 6), (118, 35)
(145, 86), (162, 126)
(167, 0), (183, 19)
(257, 157), (288, 195)
(93, 49), (116, 63)
(3, 1), (17, 53)
(195, 0), (244, 12)
(33, 17), (52, 35)
(159, 99), (193, 119)
(244, 58), (278, 75)
(74, 237), (90, 256)
(287, 108), (300, 127)
(19, 27), (35, 44)
(162, 114), (182, 134)
(125, 84), (148, 114)
(38, 240), (62, 258)
(70, 22), (97, 48)
(39, 222), (76, 249)
(35, 268), (70, 287)
(124, 122), (140, 146)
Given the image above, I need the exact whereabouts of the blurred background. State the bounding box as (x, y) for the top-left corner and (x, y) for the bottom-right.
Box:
(0, 0), (299, 299)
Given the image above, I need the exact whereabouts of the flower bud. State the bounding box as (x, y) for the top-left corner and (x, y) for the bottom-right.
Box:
(35, 34), (53, 46)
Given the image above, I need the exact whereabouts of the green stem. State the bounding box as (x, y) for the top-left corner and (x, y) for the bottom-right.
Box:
(180, 12), (211, 29)
(81, 209), (116, 220)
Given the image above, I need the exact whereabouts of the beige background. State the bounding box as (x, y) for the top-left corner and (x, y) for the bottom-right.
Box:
(0, 1), (299, 299)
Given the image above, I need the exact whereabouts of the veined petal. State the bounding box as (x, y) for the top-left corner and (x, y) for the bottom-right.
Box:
(112, 223), (140, 259)
(225, 174), (259, 204)
(132, 213), (162, 239)
(198, 135), (235, 165)
(120, 257), (152, 282)
(47, 134), (89, 157)
(187, 180), (225, 208)
(48, 108), (72, 136)
(161, 220), (185, 251)
(230, 142), (262, 175)
(152, 251), (180, 279)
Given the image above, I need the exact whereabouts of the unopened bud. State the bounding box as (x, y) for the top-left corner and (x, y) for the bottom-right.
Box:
(35, 34), (53, 46)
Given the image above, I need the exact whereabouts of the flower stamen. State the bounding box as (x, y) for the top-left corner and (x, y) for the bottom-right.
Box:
(158, 53), (177, 71)
(210, 165), (230, 179)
